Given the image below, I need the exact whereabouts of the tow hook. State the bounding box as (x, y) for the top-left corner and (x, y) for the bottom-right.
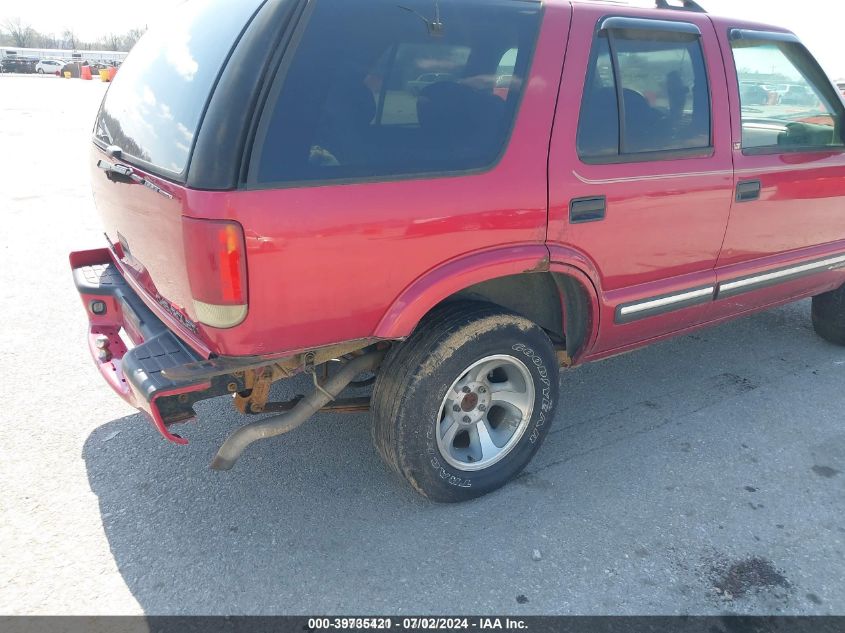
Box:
(94, 334), (112, 362)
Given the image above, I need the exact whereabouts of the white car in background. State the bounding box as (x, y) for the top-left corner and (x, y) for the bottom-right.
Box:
(36, 59), (64, 75)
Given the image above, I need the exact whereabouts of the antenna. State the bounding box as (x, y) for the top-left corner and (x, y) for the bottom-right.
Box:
(398, 1), (445, 36)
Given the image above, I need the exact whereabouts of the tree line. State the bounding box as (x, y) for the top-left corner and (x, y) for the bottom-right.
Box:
(1, 16), (146, 52)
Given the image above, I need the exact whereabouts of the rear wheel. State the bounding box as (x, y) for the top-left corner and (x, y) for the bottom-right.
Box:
(812, 284), (845, 346)
(371, 302), (559, 502)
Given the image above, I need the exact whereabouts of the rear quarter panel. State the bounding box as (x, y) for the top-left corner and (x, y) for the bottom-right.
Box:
(185, 2), (572, 357)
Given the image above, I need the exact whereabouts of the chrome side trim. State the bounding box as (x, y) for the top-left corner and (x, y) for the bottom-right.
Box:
(718, 255), (845, 297)
(616, 286), (715, 324)
(613, 252), (845, 325)
(620, 287), (715, 316)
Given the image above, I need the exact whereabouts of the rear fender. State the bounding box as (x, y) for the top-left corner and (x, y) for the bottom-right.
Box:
(374, 245), (551, 339)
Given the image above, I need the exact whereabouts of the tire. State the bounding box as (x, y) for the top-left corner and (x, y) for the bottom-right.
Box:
(371, 302), (559, 502)
(37, 69), (43, 74)
(812, 284), (845, 345)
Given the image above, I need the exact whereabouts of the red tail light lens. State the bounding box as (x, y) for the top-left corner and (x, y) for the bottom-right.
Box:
(182, 217), (248, 328)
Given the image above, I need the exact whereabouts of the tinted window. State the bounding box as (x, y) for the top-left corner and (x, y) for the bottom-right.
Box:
(577, 37), (619, 158)
(732, 40), (844, 151)
(577, 26), (711, 160)
(253, 0), (541, 185)
(94, 0), (265, 176)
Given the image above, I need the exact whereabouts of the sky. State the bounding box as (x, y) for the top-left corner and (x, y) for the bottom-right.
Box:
(2, 0), (844, 79)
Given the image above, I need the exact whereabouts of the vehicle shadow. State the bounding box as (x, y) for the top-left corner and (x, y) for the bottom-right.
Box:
(82, 300), (841, 615)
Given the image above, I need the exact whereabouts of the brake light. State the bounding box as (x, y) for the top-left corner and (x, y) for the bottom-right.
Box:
(182, 217), (248, 329)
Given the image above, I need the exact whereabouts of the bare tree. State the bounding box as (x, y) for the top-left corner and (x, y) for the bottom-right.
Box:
(62, 28), (78, 50)
(2, 17), (35, 48)
(0, 21), (143, 53)
(123, 27), (147, 51)
(101, 32), (123, 51)
(35, 32), (60, 48)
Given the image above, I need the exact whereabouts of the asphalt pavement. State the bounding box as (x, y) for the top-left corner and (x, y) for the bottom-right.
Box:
(0, 75), (843, 616)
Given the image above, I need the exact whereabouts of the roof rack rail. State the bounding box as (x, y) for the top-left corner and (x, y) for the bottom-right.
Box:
(655, 0), (706, 12)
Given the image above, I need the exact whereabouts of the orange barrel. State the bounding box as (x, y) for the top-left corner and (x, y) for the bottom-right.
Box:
(107, 66), (117, 82)
(99, 69), (109, 82)
(80, 65), (92, 80)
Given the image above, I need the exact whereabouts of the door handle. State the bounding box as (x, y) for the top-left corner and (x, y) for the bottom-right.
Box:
(736, 180), (761, 202)
(570, 196), (606, 224)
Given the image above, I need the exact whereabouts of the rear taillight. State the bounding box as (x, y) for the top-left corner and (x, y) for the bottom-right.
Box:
(182, 217), (248, 329)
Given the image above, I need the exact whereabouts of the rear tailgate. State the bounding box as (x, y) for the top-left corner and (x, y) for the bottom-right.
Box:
(87, 0), (267, 354)
(89, 149), (206, 352)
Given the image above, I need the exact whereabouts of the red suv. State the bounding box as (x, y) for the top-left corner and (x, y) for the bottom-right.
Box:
(71, 0), (845, 501)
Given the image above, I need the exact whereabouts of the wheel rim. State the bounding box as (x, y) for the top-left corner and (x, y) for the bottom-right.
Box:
(436, 354), (535, 472)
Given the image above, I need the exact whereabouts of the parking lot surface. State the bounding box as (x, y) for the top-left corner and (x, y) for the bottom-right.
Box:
(0, 75), (843, 616)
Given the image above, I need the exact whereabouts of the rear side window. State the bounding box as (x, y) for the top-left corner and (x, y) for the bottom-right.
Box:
(94, 0), (265, 177)
(731, 38), (844, 152)
(252, 0), (542, 186)
(577, 22), (711, 162)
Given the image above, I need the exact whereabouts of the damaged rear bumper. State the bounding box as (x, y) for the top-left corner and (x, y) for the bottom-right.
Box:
(70, 248), (238, 444)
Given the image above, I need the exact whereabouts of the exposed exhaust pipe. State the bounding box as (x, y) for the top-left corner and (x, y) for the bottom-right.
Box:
(210, 349), (385, 471)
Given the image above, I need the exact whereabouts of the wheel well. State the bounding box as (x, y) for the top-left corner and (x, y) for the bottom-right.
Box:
(435, 272), (592, 359)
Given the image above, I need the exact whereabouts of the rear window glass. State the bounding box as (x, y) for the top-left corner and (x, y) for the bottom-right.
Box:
(252, 0), (542, 186)
(94, 0), (264, 176)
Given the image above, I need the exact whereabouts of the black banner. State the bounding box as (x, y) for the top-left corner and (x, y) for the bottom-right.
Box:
(0, 617), (844, 633)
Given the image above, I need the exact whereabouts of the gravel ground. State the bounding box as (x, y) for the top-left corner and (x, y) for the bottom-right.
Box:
(0, 75), (843, 616)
